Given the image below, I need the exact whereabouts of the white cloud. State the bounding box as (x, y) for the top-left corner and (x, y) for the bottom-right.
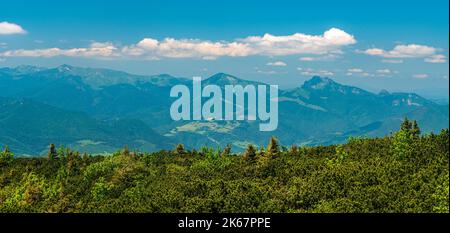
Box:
(299, 54), (340, 62)
(382, 59), (403, 64)
(424, 54), (447, 63)
(266, 61), (287, 66)
(360, 44), (447, 64)
(413, 74), (428, 79)
(297, 67), (334, 76)
(123, 38), (252, 59)
(361, 72), (373, 77)
(0, 42), (118, 58)
(348, 68), (363, 73)
(299, 57), (315, 61)
(241, 28), (355, 56)
(0, 22), (26, 35)
(0, 28), (356, 59)
(361, 44), (437, 58)
(376, 69), (391, 74)
(257, 70), (277, 75)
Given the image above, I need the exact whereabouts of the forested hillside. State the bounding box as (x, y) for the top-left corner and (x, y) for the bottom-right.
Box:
(1, 65), (448, 155)
(0, 119), (448, 213)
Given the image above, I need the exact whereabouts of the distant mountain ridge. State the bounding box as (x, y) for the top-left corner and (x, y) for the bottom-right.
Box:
(0, 65), (448, 155)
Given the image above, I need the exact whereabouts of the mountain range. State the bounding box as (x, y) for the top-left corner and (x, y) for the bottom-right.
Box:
(0, 65), (448, 156)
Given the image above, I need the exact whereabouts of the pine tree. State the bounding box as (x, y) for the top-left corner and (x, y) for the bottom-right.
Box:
(174, 144), (185, 155)
(0, 145), (14, 166)
(48, 143), (57, 160)
(243, 144), (257, 161)
(411, 120), (421, 138)
(220, 144), (232, 157)
(258, 146), (266, 157)
(122, 145), (130, 156)
(289, 144), (299, 155)
(267, 136), (280, 156)
(400, 117), (412, 133)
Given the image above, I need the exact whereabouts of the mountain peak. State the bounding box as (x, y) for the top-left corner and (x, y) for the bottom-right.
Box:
(56, 64), (75, 72)
(302, 76), (337, 90)
(204, 73), (267, 86)
(309, 76), (335, 84)
(379, 89), (390, 96)
(205, 73), (241, 84)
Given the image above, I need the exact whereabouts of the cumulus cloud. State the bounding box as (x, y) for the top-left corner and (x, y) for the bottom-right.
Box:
(376, 69), (391, 74)
(413, 74), (428, 79)
(299, 54), (340, 62)
(122, 38), (252, 59)
(240, 28), (355, 56)
(297, 67), (334, 76)
(424, 54), (447, 63)
(257, 70), (277, 75)
(361, 44), (436, 58)
(348, 68), (363, 73)
(0, 28), (356, 60)
(0, 42), (118, 58)
(266, 61), (287, 66)
(361, 72), (374, 77)
(0, 22), (26, 35)
(360, 44), (447, 64)
(299, 57), (315, 61)
(346, 68), (387, 77)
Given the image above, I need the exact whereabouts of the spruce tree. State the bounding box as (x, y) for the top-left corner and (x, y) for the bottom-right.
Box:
(220, 144), (232, 157)
(400, 117), (412, 132)
(122, 145), (130, 156)
(0, 145), (14, 166)
(411, 120), (421, 138)
(174, 144), (185, 155)
(48, 143), (57, 160)
(267, 136), (280, 156)
(244, 144), (257, 161)
(289, 144), (299, 155)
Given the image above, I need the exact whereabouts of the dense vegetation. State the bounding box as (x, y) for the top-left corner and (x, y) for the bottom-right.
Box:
(0, 119), (448, 213)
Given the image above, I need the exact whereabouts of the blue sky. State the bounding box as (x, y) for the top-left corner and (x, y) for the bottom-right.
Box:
(0, 0), (449, 98)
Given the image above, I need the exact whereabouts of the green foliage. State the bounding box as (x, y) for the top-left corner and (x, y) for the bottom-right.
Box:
(267, 136), (280, 156)
(243, 144), (257, 161)
(391, 118), (423, 160)
(326, 145), (350, 167)
(174, 144), (185, 156)
(48, 144), (57, 160)
(0, 121), (448, 213)
(0, 146), (14, 166)
(220, 144), (232, 157)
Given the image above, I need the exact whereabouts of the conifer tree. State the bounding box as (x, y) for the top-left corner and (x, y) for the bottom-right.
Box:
(243, 144), (257, 161)
(267, 136), (280, 156)
(122, 145), (130, 156)
(400, 117), (412, 133)
(289, 144), (299, 155)
(48, 144), (57, 160)
(0, 145), (14, 166)
(220, 144), (232, 157)
(174, 144), (185, 155)
(411, 120), (421, 138)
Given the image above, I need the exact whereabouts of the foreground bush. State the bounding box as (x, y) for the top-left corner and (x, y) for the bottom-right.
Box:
(0, 121), (448, 213)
